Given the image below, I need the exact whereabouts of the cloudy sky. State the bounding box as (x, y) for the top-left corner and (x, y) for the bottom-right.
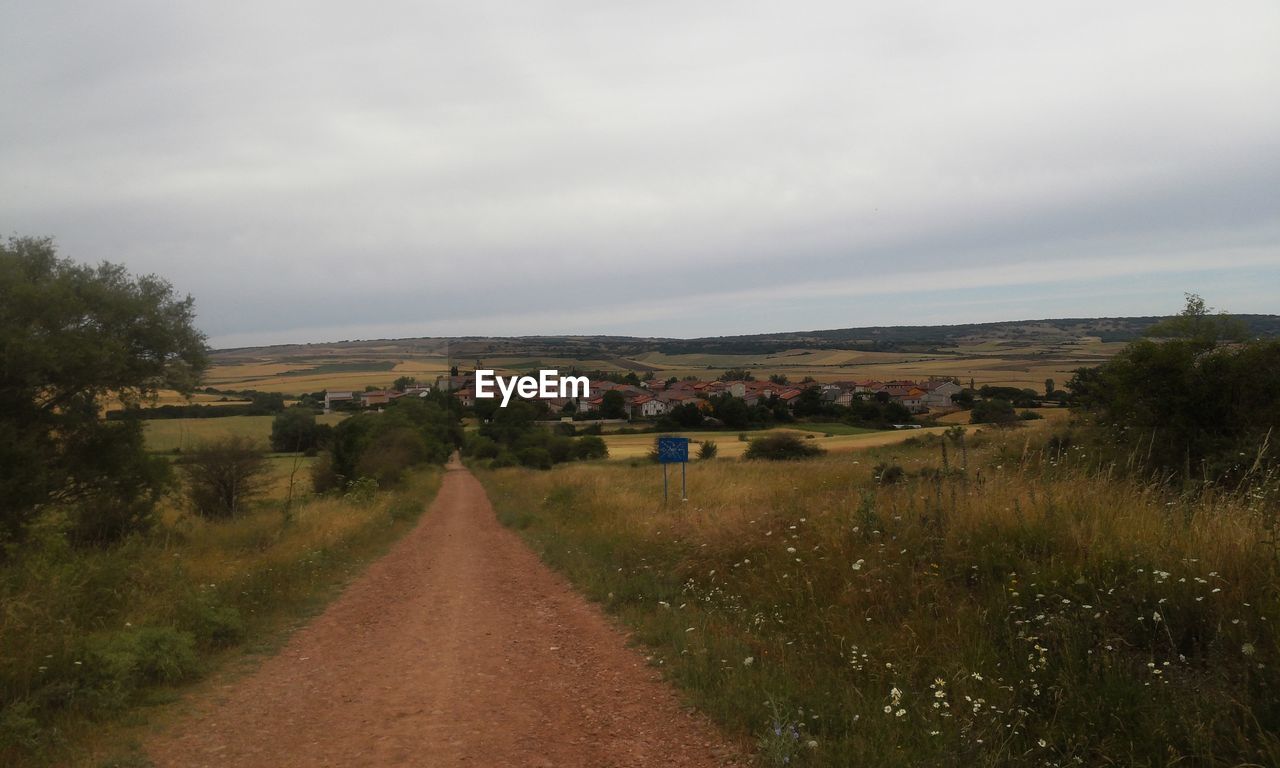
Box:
(3, 2), (1278, 348)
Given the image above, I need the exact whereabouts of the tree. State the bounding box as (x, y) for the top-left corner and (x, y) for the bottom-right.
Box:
(1144, 293), (1247, 346)
(392, 375), (417, 392)
(970, 398), (1017, 426)
(574, 435), (609, 460)
(668, 402), (705, 428)
(1068, 295), (1279, 481)
(601, 390), (626, 419)
(744, 433), (825, 461)
(0, 237), (208, 545)
(270, 407), (327, 454)
(183, 437), (270, 519)
(1044, 378), (1055, 398)
(769, 373), (789, 385)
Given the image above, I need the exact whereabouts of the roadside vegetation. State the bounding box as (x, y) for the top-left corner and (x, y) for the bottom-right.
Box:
(0, 238), (455, 765)
(477, 297), (1280, 767)
(479, 424), (1279, 767)
(463, 400), (609, 469)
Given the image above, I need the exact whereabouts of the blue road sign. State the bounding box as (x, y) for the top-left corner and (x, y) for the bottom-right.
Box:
(657, 436), (690, 464)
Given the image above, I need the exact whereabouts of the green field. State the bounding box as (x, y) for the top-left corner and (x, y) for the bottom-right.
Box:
(143, 413), (347, 453)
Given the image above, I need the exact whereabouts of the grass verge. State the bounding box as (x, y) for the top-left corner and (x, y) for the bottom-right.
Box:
(0, 469), (442, 767)
(477, 425), (1280, 767)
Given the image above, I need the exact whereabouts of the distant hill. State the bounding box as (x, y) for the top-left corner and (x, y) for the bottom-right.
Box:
(212, 314), (1280, 360)
(654, 314), (1280, 355)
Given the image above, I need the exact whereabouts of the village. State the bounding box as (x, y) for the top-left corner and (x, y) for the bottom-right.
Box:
(322, 372), (964, 419)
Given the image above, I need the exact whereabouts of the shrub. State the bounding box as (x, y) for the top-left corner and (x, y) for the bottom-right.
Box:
(971, 398), (1018, 426)
(744, 433), (825, 461)
(698, 440), (719, 460)
(489, 450), (518, 469)
(354, 426), (428, 486)
(81, 626), (199, 692)
(574, 435), (609, 460)
(270, 408), (328, 454)
(309, 452), (342, 493)
(178, 594), (245, 648)
(518, 447), (554, 470)
(1019, 409), (1044, 420)
(874, 462), (905, 484)
(341, 476), (379, 504)
(183, 437), (270, 519)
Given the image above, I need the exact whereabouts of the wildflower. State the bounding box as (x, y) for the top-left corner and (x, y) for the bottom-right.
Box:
(852, 559), (864, 571)
(895, 708), (906, 717)
(744, 656), (755, 666)
(806, 740), (818, 749)
(1242, 643), (1256, 656)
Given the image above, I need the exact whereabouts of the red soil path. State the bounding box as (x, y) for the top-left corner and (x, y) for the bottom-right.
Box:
(145, 458), (742, 767)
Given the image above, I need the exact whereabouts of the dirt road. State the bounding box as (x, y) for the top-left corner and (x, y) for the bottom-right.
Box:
(146, 458), (742, 767)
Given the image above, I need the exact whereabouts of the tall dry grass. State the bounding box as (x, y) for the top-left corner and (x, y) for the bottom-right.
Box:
(479, 425), (1280, 767)
(0, 469), (440, 766)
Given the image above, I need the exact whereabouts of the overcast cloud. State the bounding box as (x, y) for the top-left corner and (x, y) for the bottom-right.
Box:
(3, 2), (1278, 347)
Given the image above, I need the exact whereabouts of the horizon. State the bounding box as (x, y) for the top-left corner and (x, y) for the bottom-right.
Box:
(207, 307), (1280, 353)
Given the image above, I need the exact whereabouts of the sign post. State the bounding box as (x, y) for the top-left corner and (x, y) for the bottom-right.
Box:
(656, 436), (690, 502)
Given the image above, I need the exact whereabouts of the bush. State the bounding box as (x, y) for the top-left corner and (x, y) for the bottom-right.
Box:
(354, 426), (428, 486)
(183, 437), (270, 519)
(81, 626), (199, 691)
(574, 435), (609, 460)
(971, 398), (1018, 426)
(341, 476), (379, 504)
(490, 450), (519, 469)
(874, 462), (905, 485)
(310, 452), (341, 493)
(270, 407), (327, 454)
(517, 447), (553, 470)
(178, 595), (245, 648)
(744, 433), (825, 461)
(1019, 409), (1044, 421)
(698, 440), (718, 460)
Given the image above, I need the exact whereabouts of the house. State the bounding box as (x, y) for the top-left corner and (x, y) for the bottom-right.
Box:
(777, 388), (805, 408)
(360, 390), (396, 408)
(895, 387), (928, 413)
(921, 380), (962, 411)
(323, 390), (355, 413)
(628, 394), (667, 419)
(453, 388), (476, 408)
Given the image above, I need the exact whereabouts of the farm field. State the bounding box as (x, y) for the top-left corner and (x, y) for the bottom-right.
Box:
(602, 426), (948, 460)
(193, 323), (1136, 400)
(477, 421), (1280, 767)
(142, 413), (347, 453)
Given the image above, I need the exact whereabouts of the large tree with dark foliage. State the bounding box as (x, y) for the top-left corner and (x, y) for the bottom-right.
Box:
(0, 237), (208, 546)
(1068, 295), (1276, 482)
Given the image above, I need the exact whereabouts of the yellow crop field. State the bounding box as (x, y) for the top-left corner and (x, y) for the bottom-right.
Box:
(143, 414), (348, 453)
(602, 425), (955, 460)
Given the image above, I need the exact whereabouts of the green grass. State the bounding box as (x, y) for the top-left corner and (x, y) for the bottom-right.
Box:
(476, 426), (1280, 767)
(0, 469), (442, 767)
